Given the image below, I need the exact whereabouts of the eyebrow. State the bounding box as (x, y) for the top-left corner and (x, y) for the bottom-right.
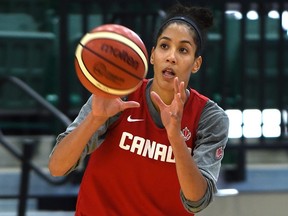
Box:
(159, 36), (193, 47)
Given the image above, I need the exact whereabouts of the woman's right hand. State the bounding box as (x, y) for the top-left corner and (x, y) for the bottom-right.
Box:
(49, 94), (139, 177)
(91, 94), (140, 120)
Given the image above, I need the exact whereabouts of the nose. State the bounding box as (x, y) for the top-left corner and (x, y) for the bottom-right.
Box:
(166, 49), (176, 64)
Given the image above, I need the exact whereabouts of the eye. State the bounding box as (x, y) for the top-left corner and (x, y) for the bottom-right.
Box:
(179, 47), (189, 54)
(159, 43), (168, 49)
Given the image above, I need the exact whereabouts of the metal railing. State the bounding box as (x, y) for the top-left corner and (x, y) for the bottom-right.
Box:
(0, 76), (73, 215)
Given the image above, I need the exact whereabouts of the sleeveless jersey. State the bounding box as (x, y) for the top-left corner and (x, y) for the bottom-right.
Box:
(75, 79), (208, 216)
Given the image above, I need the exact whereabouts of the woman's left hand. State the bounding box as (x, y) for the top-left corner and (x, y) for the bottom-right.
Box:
(150, 77), (187, 137)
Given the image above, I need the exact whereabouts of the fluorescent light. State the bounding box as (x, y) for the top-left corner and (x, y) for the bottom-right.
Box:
(262, 109), (281, 137)
(226, 109), (283, 138)
(282, 11), (288, 31)
(243, 109), (262, 138)
(247, 10), (259, 20)
(268, 10), (280, 19)
(226, 109), (242, 138)
(226, 10), (243, 20)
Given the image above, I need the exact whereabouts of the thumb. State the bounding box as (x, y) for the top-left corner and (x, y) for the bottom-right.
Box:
(121, 101), (140, 111)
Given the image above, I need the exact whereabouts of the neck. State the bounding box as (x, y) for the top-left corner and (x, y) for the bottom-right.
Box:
(149, 81), (190, 112)
(150, 86), (172, 112)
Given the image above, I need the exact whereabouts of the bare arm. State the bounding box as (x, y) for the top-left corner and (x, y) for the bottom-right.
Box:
(150, 77), (207, 202)
(48, 112), (106, 176)
(48, 94), (140, 176)
(168, 130), (208, 201)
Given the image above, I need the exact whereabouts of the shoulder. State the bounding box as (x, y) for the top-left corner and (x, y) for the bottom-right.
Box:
(198, 100), (229, 133)
(203, 100), (228, 119)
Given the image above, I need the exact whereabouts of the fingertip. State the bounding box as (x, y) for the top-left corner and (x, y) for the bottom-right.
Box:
(150, 91), (158, 99)
(130, 101), (140, 107)
(174, 77), (179, 85)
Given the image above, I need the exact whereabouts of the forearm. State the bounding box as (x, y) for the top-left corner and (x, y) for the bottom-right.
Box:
(169, 131), (207, 202)
(48, 112), (106, 176)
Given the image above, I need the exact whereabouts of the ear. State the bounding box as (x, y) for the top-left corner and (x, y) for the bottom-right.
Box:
(191, 56), (202, 74)
(150, 47), (155, 65)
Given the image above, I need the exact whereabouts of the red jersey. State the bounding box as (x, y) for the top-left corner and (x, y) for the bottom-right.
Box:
(75, 79), (208, 216)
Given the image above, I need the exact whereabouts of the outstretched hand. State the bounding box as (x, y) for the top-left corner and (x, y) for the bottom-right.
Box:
(150, 77), (186, 136)
(91, 94), (140, 120)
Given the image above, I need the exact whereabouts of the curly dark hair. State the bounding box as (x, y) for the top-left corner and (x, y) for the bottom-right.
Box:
(154, 2), (214, 57)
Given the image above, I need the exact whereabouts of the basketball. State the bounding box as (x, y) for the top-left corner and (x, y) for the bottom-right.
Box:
(74, 24), (149, 98)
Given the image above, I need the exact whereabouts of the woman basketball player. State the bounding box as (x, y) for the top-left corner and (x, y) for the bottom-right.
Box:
(49, 3), (229, 215)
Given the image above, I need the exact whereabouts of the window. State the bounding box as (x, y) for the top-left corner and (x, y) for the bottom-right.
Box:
(225, 109), (282, 138)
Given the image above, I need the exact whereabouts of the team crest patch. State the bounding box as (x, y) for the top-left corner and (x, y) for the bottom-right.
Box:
(181, 127), (191, 141)
(215, 146), (224, 160)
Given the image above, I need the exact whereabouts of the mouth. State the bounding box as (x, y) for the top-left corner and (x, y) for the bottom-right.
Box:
(162, 68), (176, 79)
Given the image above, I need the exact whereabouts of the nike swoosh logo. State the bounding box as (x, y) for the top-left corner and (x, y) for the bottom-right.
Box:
(127, 115), (144, 122)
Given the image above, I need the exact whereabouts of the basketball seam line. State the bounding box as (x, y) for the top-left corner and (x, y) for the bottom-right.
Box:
(76, 44), (143, 95)
(81, 31), (148, 74)
(79, 42), (143, 81)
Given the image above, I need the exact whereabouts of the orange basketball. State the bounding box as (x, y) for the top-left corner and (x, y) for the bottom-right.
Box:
(74, 24), (148, 98)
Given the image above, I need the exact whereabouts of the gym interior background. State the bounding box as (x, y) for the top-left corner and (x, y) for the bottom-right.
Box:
(0, 0), (287, 215)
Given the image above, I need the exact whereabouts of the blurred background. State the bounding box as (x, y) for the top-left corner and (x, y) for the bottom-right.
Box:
(0, 0), (288, 215)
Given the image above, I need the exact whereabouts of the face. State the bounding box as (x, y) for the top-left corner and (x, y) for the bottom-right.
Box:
(150, 23), (202, 93)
